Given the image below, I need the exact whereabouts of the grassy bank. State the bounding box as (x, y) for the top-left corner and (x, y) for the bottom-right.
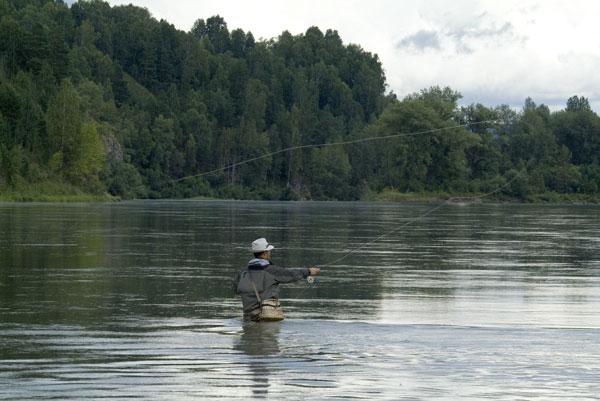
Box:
(365, 188), (599, 204)
(2, 182), (598, 204)
(0, 182), (118, 202)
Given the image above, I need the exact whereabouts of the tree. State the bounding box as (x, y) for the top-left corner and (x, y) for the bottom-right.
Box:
(140, 36), (158, 88)
(48, 25), (70, 81)
(103, 161), (145, 198)
(14, 71), (46, 158)
(230, 28), (247, 58)
(4, 1), (599, 201)
(190, 18), (206, 39)
(509, 99), (556, 164)
(460, 104), (502, 179)
(243, 79), (268, 132)
(149, 114), (176, 174)
(183, 133), (197, 172)
(286, 106), (303, 186)
(553, 101), (600, 165)
(566, 95), (591, 112)
(0, 144), (25, 187)
(374, 101), (434, 191)
(407, 86), (462, 121)
(309, 144), (351, 199)
(0, 112), (9, 147)
(46, 78), (81, 172)
(181, 105), (213, 171)
(579, 163), (600, 193)
(67, 122), (105, 182)
(111, 63), (129, 107)
(191, 15), (230, 54)
(503, 168), (532, 198)
(373, 91), (473, 192)
(0, 17), (22, 75)
(549, 146), (581, 193)
(351, 58), (385, 119)
(20, 22), (50, 74)
(0, 81), (21, 144)
(180, 39), (210, 90)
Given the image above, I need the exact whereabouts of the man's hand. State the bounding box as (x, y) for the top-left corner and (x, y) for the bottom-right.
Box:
(309, 267), (320, 276)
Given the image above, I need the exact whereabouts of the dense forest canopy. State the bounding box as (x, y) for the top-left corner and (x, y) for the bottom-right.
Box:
(0, 0), (599, 201)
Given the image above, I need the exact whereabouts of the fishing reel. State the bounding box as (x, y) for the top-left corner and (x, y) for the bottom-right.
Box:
(306, 276), (315, 284)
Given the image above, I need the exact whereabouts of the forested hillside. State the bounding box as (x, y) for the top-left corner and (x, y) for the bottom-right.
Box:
(1, 0), (599, 201)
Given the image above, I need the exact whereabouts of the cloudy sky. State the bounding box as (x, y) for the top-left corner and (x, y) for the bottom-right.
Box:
(95, 0), (600, 113)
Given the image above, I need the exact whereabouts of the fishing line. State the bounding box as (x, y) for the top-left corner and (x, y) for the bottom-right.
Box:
(66, 120), (498, 239)
(292, 167), (525, 298)
(169, 119), (498, 184)
(321, 171), (522, 268)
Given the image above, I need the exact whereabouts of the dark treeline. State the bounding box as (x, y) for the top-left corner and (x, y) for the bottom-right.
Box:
(1, 0), (599, 201)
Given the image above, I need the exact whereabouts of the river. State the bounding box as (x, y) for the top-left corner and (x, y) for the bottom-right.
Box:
(1, 201), (599, 400)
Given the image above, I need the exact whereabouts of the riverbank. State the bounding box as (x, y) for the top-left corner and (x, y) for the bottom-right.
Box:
(364, 188), (600, 204)
(2, 184), (598, 204)
(0, 182), (118, 202)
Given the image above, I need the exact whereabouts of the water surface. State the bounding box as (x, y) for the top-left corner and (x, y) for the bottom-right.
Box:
(1, 201), (599, 400)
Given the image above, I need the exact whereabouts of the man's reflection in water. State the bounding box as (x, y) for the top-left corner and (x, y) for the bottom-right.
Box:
(234, 322), (281, 397)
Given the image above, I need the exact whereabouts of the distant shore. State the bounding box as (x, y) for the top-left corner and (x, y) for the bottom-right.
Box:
(0, 182), (118, 202)
(2, 186), (598, 204)
(365, 188), (599, 204)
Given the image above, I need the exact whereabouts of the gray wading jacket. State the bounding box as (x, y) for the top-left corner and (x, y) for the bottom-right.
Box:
(233, 258), (310, 313)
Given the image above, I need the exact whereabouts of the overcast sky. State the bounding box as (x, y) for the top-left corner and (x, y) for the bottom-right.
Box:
(93, 0), (600, 113)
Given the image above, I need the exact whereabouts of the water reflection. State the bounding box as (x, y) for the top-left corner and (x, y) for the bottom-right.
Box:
(1, 201), (600, 400)
(234, 322), (281, 397)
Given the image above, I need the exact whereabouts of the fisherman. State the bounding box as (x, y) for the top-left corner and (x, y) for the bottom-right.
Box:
(233, 238), (320, 322)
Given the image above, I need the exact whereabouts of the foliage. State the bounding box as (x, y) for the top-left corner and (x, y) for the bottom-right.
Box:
(0, 0), (598, 202)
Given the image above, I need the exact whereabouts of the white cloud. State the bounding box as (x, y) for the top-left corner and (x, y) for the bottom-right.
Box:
(387, 1), (600, 111)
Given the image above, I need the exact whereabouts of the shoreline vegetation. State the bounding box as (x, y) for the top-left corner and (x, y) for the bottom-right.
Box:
(2, 185), (597, 204)
(365, 188), (599, 204)
(0, 182), (117, 202)
(1, 1), (599, 204)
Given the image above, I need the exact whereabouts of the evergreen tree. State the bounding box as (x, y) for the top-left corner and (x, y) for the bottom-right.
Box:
(1, 0), (597, 201)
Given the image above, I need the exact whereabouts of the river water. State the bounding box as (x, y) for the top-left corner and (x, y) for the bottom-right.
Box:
(1, 201), (599, 400)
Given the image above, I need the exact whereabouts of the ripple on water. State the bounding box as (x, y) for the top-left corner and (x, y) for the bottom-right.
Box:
(1, 319), (599, 400)
(1, 201), (599, 400)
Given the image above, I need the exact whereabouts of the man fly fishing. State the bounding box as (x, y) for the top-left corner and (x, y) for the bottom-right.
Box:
(233, 238), (320, 322)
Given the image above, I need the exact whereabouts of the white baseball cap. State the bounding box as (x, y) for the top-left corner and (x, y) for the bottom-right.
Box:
(252, 238), (274, 253)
